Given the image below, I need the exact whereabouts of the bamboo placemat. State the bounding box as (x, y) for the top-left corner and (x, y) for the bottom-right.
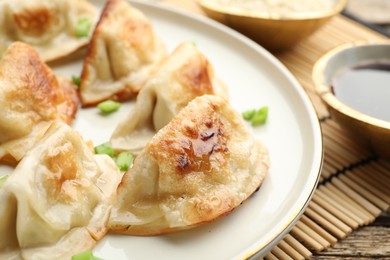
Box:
(151, 1), (390, 259)
(266, 15), (390, 259)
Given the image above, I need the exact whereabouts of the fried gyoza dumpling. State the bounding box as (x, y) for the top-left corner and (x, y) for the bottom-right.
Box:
(110, 42), (228, 154)
(79, 0), (166, 106)
(0, 0), (98, 62)
(0, 122), (121, 260)
(0, 42), (79, 165)
(109, 95), (269, 235)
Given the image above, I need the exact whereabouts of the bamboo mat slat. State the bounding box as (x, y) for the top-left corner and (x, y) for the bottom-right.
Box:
(277, 239), (306, 260)
(283, 234), (313, 259)
(150, 1), (390, 259)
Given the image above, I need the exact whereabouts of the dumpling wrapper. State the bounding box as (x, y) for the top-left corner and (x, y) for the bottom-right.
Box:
(0, 42), (80, 165)
(109, 95), (269, 235)
(0, 0), (98, 62)
(80, 0), (166, 106)
(110, 42), (228, 154)
(0, 121), (122, 260)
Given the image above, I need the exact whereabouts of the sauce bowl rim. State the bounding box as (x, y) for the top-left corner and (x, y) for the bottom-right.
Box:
(312, 40), (390, 130)
(199, 0), (347, 21)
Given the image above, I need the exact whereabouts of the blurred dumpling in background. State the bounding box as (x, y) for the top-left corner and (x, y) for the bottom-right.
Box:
(0, 42), (79, 165)
(109, 95), (269, 236)
(0, 0), (98, 62)
(0, 122), (121, 260)
(79, 0), (166, 106)
(110, 42), (228, 154)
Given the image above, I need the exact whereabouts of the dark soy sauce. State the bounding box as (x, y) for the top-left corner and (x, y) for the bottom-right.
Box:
(331, 59), (390, 122)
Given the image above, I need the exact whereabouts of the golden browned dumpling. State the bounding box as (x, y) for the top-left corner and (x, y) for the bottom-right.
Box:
(0, 122), (122, 260)
(0, 42), (79, 165)
(110, 42), (228, 154)
(109, 95), (269, 235)
(0, 0), (98, 62)
(79, 0), (166, 106)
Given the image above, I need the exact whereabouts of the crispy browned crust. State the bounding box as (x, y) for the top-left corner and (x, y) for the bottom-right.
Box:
(57, 78), (80, 124)
(12, 6), (61, 37)
(0, 154), (18, 166)
(2, 0), (97, 62)
(0, 122), (122, 258)
(1, 42), (60, 122)
(79, 0), (116, 95)
(109, 95), (270, 235)
(0, 42), (80, 163)
(176, 52), (215, 97)
(149, 101), (230, 176)
(1, 42), (80, 124)
(80, 0), (134, 107)
(79, 0), (162, 106)
(109, 41), (226, 154)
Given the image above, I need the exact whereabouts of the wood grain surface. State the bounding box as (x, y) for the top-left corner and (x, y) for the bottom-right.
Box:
(312, 213), (390, 259)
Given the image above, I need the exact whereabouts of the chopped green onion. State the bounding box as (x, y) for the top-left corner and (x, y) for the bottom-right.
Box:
(115, 152), (135, 171)
(97, 100), (121, 114)
(75, 18), (92, 38)
(251, 106), (268, 126)
(72, 76), (81, 87)
(242, 109), (256, 120)
(0, 175), (9, 188)
(242, 106), (269, 126)
(94, 142), (114, 157)
(71, 250), (103, 260)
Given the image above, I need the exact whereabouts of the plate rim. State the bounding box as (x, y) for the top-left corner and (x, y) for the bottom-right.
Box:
(0, 0), (324, 258)
(127, 0), (323, 258)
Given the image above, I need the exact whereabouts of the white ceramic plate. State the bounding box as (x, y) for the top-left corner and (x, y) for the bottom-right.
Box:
(0, 0), (322, 259)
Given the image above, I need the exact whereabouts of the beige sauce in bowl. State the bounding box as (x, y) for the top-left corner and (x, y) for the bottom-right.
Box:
(206, 0), (338, 18)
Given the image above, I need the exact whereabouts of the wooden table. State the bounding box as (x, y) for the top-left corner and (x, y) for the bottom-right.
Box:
(152, 1), (390, 259)
(312, 212), (390, 259)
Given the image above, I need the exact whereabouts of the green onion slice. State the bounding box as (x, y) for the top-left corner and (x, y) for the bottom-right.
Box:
(251, 106), (268, 126)
(0, 175), (9, 188)
(242, 106), (269, 126)
(75, 18), (92, 38)
(97, 100), (121, 114)
(242, 109), (256, 120)
(71, 250), (103, 260)
(72, 76), (81, 87)
(115, 152), (135, 171)
(94, 142), (114, 158)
